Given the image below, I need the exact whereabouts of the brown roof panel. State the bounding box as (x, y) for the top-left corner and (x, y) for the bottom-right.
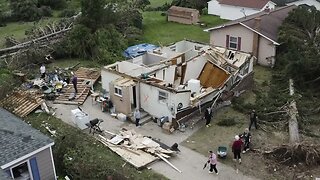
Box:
(205, 5), (297, 43)
(218, 0), (272, 9)
(168, 6), (199, 13)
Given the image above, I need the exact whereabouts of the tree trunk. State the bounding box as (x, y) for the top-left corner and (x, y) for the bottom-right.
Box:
(288, 79), (300, 143)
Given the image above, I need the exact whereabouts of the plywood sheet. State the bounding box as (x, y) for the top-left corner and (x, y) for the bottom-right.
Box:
(97, 139), (158, 169)
(199, 62), (230, 88)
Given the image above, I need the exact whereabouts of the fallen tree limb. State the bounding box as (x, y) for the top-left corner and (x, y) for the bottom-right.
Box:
(264, 143), (320, 166)
(264, 111), (287, 116)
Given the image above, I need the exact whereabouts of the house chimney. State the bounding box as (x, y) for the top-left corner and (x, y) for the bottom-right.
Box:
(254, 17), (261, 31)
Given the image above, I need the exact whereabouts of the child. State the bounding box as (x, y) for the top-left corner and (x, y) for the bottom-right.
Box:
(207, 150), (218, 174)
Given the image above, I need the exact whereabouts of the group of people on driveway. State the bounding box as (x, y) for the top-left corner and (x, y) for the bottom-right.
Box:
(205, 109), (258, 175)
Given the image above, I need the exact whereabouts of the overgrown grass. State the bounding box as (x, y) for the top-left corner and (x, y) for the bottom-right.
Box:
(148, 0), (172, 8)
(142, 11), (226, 45)
(25, 113), (167, 180)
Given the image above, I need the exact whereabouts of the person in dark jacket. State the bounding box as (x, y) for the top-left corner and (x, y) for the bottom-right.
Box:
(71, 72), (78, 94)
(232, 135), (243, 164)
(205, 107), (212, 127)
(249, 109), (258, 130)
(240, 128), (251, 153)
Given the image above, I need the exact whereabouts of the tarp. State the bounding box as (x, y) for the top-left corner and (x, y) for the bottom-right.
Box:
(123, 43), (158, 59)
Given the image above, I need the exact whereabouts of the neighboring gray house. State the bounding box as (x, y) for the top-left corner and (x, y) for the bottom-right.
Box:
(204, 5), (296, 67)
(0, 108), (56, 180)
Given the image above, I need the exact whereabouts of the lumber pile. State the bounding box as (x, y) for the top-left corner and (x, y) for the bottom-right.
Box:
(0, 89), (44, 117)
(96, 129), (180, 171)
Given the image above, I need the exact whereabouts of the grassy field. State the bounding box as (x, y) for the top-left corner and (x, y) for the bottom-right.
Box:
(148, 0), (172, 8)
(142, 11), (227, 45)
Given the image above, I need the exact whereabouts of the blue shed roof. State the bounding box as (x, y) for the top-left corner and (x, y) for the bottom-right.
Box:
(123, 43), (158, 59)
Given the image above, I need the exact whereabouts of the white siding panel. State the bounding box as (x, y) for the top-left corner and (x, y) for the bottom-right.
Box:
(210, 25), (255, 53)
(258, 37), (276, 67)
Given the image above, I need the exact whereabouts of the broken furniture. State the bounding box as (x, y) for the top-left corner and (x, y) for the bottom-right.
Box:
(71, 108), (89, 130)
(86, 118), (103, 134)
(90, 92), (100, 104)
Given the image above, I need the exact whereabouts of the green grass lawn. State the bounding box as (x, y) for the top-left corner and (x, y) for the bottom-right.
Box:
(25, 113), (167, 180)
(148, 0), (172, 8)
(0, 17), (61, 48)
(142, 11), (227, 45)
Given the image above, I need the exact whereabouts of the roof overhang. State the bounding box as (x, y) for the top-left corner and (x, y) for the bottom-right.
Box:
(1, 142), (54, 169)
(204, 23), (280, 45)
(239, 22), (280, 45)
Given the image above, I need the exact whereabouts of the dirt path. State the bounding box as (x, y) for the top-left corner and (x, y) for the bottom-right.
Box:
(51, 99), (257, 180)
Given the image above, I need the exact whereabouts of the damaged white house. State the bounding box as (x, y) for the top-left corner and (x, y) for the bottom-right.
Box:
(101, 40), (254, 125)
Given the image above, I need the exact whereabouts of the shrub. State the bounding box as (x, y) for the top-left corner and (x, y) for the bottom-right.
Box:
(39, 6), (52, 17)
(58, 9), (77, 18)
(217, 117), (237, 126)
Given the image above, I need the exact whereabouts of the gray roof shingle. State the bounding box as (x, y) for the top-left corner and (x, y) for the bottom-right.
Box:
(205, 5), (297, 43)
(0, 108), (53, 167)
(0, 169), (10, 179)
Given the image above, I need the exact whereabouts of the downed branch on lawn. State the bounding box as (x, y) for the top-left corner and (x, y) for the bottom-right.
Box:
(96, 129), (181, 172)
(264, 143), (320, 166)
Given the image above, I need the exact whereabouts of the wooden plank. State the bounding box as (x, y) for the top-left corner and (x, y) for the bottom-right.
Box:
(96, 138), (158, 169)
(0, 90), (43, 117)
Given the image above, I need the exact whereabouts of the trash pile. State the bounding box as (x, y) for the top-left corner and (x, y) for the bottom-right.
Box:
(96, 129), (181, 172)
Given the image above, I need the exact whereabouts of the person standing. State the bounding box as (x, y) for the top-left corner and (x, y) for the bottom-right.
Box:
(71, 72), (78, 94)
(205, 107), (212, 127)
(240, 128), (251, 153)
(249, 109), (258, 130)
(134, 108), (141, 127)
(40, 64), (46, 79)
(207, 151), (218, 174)
(232, 135), (243, 164)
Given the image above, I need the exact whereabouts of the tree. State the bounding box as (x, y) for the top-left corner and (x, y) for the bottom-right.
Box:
(171, 0), (210, 12)
(79, 0), (116, 33)
(10, 0), (41, 21)
(277, 5), (320, 90)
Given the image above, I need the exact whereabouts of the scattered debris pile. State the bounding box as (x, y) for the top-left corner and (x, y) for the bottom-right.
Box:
(96, 129), (181, 172)
(264, 143), (320, 166)
(54, 67), (100, 105)
(0, 90), (44, 117)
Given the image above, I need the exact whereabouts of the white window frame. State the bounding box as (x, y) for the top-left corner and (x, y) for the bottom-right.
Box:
(229, 36), (238, 50)
(10, 160), (33, 180)
(158, 90), (168, 103)
(114, 86), (122, 97)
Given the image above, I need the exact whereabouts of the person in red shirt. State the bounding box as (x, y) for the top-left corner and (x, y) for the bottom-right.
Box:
(232, 135), (243, 164)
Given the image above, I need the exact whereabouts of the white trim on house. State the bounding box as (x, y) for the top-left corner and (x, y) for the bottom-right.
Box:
(9, 159), (34, 180)
(204, 23), (280, 45)
(1, 142), (55, 169)
(49, 146), (57, 180)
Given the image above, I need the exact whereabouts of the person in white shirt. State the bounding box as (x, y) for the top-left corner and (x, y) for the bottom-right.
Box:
(134, 108), (141, 127)
(40, 64), (46, 79)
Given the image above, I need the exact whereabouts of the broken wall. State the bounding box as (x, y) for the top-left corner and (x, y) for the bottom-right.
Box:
(183, 56), (207, 84)
(140, 83), (175, 120)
